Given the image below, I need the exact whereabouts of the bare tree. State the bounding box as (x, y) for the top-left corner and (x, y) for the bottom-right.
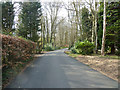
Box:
(67, 0), (83, 41)
(45, 13), (49, 44)
(44, 2), (64, 46)
(85, 0), (99, 53)
(94, 1), (98, 53)
(40, 16), (46, 49)
(67, 3), (76, 47)
(101, 0), (106, 56)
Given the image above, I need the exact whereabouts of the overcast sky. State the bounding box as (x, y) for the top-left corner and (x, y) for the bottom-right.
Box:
(13, 0), (69, 29)
(2, 0), (119, 29)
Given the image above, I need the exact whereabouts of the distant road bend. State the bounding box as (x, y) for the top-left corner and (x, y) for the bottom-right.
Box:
(6, 49), (118, 88)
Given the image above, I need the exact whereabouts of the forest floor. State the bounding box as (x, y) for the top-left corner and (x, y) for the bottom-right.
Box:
(64, 50), (120, 82)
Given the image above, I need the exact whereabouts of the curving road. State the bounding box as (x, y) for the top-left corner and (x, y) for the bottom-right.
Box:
(6, 49), (118, 88)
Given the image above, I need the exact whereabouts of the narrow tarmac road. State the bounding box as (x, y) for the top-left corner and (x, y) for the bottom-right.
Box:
(6, 49), (118, 88)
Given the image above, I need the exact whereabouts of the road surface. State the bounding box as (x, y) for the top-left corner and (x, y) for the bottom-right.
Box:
(6, 49), (118, 88)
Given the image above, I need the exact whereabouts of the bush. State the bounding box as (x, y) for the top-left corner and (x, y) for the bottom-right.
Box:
(115, 50), (120, 56)
(44, 44), (61, 51)
(1, 34), (36, 68)
(75, 40), (95, 55)
(54, 46), (60, 50)
(44, 43), (54, 51)
(68, 45), (73, 50)
(70, 47), (79, 54)
(1, 34), (37, 87)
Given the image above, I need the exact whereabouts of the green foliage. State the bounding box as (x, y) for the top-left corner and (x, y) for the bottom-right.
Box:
(81, 7), (92, 40)
(70, 47), (79, 54)
(106, 2), (120, 54)
(18, 36), (29, 41)
(115, 51), (120, 56)
(54, 46), (61, 50)
(2, 2), (15, 35)
(68, 44), (74, 50)
(98, 2), (103, 49)
(44, 44), (61, 51)
(18, 2), (42, 42)
(68, 46), (71, 50)
(44, 43), (54, 51)
(98, 2), (120, 54)
(74, 40), (95, 55)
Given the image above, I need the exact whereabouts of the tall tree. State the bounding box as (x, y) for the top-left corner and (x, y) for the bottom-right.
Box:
(47, 2), (60, 44)
(41, 16), (46, 49)
(101, 0), (106, 56)
(81, 7), (92, 41)
(44, 2), (64, 46)
(18, 2), (42, 42)
(98, 2), (104, 50)
(94, 1), (98, 53)
(45, 13), (49, 44)
(2, 2), (15, 35)
(85, 0), (99, 53)
(106, 2), (120, 54)
(70, 1), (84, 41)
(98, 2), (120, 55)
(85, 0), (95, 42)
(65, 1), (82, 47)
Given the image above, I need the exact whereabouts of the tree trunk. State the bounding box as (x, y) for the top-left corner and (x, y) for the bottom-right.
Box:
(76, 21), (78, 41)
(101, 0), (106, 56)
(50, 31), (53, 43)
(111, 44), (115, 54)
(43, 24), (45, 49)
(95, 2), (98, 54)
(46, 16), (49, 43)
(79, 24), (82, 41)
(92, 16), (94, 42)
(41, 23), (43, 50)
(47, 26), (49, 43)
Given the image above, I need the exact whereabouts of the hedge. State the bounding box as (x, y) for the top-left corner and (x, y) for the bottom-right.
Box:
(1, 34), (36, 69)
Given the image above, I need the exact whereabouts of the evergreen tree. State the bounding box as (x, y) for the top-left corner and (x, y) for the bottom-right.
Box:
(98, 2), (103, 50)
(106, 2), (120, 54)
(2, 2), (15, 35)
(18, 2), (42, 42)
(81, 7), (92, 41)
(98, 1), (120, 55)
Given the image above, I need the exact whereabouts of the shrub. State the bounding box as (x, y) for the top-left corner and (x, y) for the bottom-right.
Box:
(44, 43), (54, 51)
(1, 34), (37, 87)
(75, 40), (95, 55)
(68, 46), (71, 50)
(68, 45), (73, 50)
(70, 47), (79, 54)
(1, 34), (36, 68)
(54, 46), (60, 50)
(115, 50), (120, 56)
